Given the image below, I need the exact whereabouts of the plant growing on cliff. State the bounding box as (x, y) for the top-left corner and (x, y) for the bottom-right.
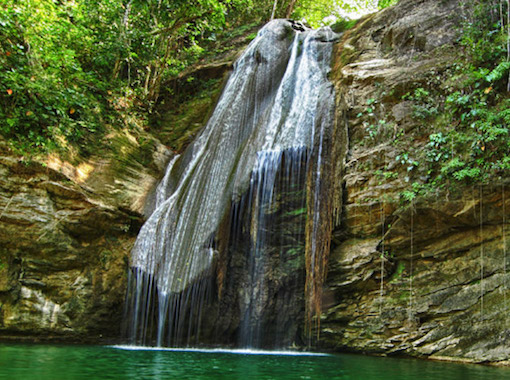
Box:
(396, 0), (510, 194)
(402, 87), (439, 120)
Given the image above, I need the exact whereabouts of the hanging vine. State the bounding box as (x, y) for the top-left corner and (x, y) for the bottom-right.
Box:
(408, 198), (414, 320)
(480, 185), (484, 319)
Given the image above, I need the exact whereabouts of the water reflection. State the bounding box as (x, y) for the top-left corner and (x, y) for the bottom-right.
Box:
(0, 344), (509, 379)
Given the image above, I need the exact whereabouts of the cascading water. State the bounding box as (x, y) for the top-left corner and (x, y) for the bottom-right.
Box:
(237, 147), (308, 347)
(124, 19), (339, 348)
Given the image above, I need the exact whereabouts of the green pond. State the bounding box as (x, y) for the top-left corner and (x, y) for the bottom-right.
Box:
(1, 343), (510, 379)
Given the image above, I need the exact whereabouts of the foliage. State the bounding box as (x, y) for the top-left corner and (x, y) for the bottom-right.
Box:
(0, 0), (110, 154)
(0, 0), (256, 155)
(293, 0), (400, 27)
(402, 87), (439, 120)
(292, 0), (338, 26)
(377, 0), (399, 8)
(0, 0), (402, 156)
(355, 97), (396, 146)
(459, 0), (507, 66)
(391, 0), (510, 203)
(428, 1), (509, 182)
(330, 18), (359, 33)
(99, 0), (253, 101)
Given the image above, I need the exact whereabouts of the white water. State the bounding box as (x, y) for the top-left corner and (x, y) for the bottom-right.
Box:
(111, 345), (329, 357)
(125, 19), (337, 347)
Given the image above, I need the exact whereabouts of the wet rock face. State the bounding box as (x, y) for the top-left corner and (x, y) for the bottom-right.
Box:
(212, 151), (309, 348)
(321, 0), (510, 364)
(0, 148), (146, 342)
(322, 189), (510, 361)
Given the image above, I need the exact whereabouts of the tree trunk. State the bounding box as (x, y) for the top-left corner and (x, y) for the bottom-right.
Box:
(113, 0), (133, 81)
(271, 0), (278, 20)
(286, 0), (297, 19)
(507, 0), (510, 91)
(501, 0), (504, 31)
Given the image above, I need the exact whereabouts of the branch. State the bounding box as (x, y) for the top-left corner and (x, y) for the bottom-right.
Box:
(149, 9), (214, 36)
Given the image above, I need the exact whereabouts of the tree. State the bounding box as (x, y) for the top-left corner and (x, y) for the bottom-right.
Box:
(292, 0), (400, 26)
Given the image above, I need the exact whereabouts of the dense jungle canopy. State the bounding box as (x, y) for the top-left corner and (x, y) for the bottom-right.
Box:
(0, 0), (397, 155)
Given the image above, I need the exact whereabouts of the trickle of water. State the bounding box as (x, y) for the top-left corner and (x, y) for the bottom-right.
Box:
(124, 19), (338, 348)
(238, 147), (308, 347)
(155, 155), (180, 209)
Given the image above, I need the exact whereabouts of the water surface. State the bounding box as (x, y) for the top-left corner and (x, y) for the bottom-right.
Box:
(0, 343), (509, 379)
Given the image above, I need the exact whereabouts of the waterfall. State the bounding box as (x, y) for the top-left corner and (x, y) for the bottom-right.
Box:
(124, 19), (338, 348)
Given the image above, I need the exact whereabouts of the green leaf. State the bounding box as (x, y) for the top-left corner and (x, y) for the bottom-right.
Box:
(486, 61), (510, 83)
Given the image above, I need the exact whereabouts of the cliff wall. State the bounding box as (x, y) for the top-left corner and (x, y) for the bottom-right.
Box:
(322, 0), (510, 364)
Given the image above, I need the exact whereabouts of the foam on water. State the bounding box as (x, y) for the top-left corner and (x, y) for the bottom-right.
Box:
(111, 345), (329, 357)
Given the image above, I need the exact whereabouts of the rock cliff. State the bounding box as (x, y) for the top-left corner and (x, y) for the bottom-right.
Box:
(0, 133), (167, 342)
(321, 0), (510, 364)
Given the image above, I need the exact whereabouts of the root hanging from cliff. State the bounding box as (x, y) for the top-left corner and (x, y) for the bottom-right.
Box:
(304, 122), (335, 342)
(503, 183), (507, 327)
(408, 198), (415, 320)
(0, 195), (14, 221)
(304, 204), (332, 341)
(379, 155), (388, 317)
(480, 184), (484, 319)
(379, 198), (385, 316)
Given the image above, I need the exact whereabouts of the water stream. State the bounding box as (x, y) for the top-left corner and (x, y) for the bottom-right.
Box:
(124, 19), (338, 348)
(2, 344), (510, 380)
